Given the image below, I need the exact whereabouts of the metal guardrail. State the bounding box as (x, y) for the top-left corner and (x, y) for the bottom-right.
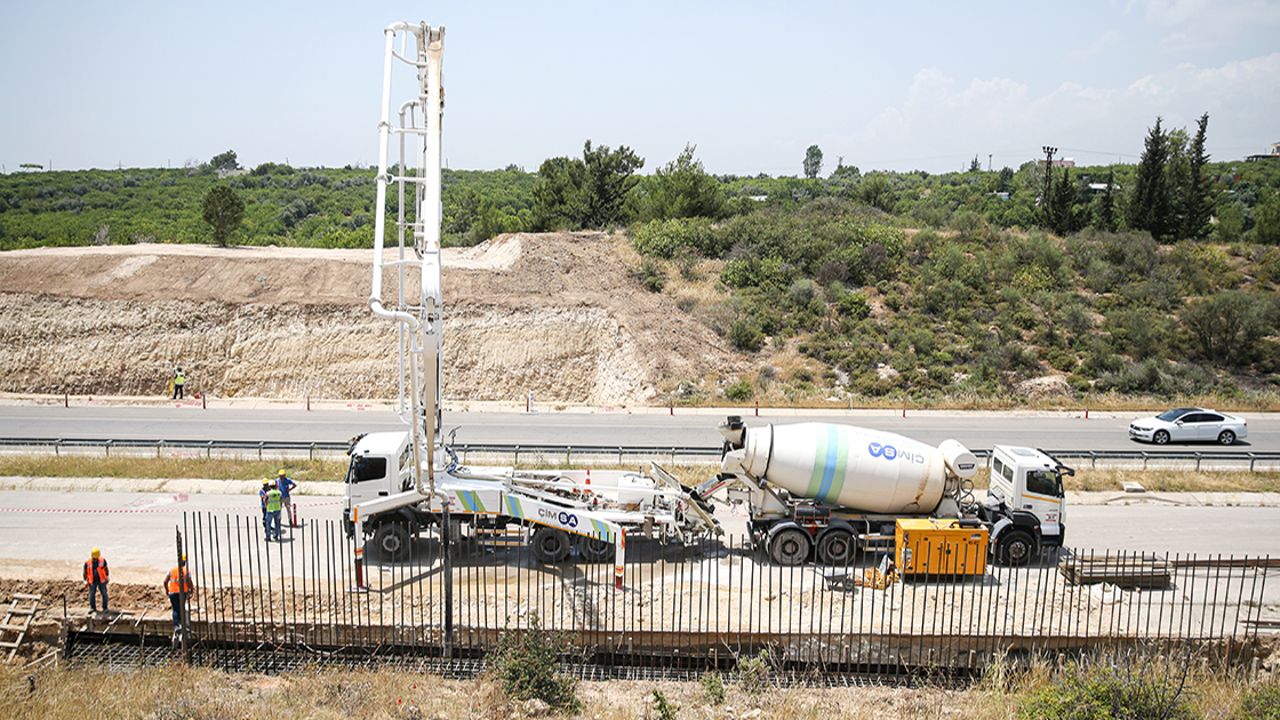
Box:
(0, 437), (1278, 470)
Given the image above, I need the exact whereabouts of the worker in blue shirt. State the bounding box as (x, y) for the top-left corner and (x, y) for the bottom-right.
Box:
(277, 469), (299, 527)
(258, 479), (271, 537)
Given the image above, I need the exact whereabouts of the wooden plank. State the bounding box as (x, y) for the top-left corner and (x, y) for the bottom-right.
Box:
(11, 593), (41, 601)
(0, 622), (29, 633)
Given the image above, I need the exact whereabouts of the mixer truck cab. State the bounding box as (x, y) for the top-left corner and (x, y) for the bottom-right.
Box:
(979, 445), (1074, 566)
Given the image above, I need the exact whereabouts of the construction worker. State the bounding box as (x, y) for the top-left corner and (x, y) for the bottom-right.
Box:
(83, 548), (109, 615)
(277, 469), (298, 527)
(259, 479), (272, 537)
(164, 556), (193, 634)
(264, 481), (283, 541)
(172, 367), (186, 399)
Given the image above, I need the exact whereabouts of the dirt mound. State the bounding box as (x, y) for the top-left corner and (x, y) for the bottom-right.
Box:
(0, 235), (744, 405)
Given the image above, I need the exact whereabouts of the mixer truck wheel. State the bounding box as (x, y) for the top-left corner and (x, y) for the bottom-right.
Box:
(996, 530), (1036, 567)
(532, 527), (571, 563)
(769, 528), (811, 566)
(817, 530), (855, 565)
(579, 537), (615, 563)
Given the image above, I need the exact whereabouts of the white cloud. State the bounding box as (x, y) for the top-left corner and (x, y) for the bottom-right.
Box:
(852, 53), (1280, 169)
(1138, 0), (1280, 48)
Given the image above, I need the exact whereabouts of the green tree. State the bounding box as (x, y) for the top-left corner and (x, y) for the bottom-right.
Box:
(1128, 118), (1175, 241)
(634, 144), (725, 220)
(803, 145), (823, 179)
(1049, 167), (1079, 235)
(530, 156), (586, 230)
(1251, 192), (1280, 245)
(1093, 168), (1117, 232)
(996, 166), (1015, 193)
(201, 185), (245, 246)
(533, 141), (643, 230)
(968, 155), (981, 172)
(1213, 200), (1245, 243)
(581, 140), (643, 228)
(858, 173), (893, 211)
(1179, 113), (1213, 240)
(209, 150), (240, 172)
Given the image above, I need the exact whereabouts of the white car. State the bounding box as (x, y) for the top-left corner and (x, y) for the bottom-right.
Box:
(1128, 408), (1248, 446)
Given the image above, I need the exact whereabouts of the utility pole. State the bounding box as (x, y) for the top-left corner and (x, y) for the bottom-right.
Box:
(1041, 145), (1057, 220)
(988, 154), (992, 172)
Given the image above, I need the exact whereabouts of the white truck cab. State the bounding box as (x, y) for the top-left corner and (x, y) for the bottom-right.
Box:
(981, 445), (1073, 565)
(344, 432), (413, 509)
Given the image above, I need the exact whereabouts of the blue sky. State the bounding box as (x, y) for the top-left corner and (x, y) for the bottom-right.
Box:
(1, 1), (1277, 175)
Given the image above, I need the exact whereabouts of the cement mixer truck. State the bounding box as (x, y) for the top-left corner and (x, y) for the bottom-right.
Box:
(699, 417), (1072, 567)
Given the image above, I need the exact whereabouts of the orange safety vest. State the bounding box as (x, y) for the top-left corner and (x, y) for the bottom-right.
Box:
(165, 567), (192, 594)
(84, 557), (109, 584)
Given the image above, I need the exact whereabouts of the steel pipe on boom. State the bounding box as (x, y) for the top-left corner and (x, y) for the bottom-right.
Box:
(358, 21), (447, 588)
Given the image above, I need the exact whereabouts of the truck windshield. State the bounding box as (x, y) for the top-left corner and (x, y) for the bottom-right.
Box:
(1025, 469), (1061, 497)
(346, 456), (387, 484)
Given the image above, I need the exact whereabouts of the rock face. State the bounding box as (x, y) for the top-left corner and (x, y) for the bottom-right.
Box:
(0, 234), (744, 405)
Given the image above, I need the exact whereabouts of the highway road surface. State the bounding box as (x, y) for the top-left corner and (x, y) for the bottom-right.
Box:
(2, 405), (1279, 452)
(0, 490), (1276, 587)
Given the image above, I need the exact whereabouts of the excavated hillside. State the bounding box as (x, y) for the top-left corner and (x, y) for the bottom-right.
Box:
(0, 234), (745, 405)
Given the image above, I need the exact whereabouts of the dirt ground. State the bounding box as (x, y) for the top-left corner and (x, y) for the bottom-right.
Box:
(0, 235), (745, 405)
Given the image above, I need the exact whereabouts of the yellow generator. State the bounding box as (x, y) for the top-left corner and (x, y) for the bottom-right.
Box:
(895, 518), (989, 578)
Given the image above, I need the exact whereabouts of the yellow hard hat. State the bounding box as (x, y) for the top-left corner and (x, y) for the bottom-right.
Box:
(181, 554), (187, 562)
(277, 469), (286, 476)
(91, 547), (101, 558)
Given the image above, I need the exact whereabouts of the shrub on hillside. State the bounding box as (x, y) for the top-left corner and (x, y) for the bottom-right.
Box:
(728, 318), (764, 352)
(630, 217), (718, 258)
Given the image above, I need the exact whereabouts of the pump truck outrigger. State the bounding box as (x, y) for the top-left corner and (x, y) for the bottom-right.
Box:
(343, 22), (717, 589)
(694, 416), (1073, 567)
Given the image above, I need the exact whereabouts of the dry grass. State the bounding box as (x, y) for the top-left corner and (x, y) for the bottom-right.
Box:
(0, 454), (348, 482)
(2, 455), (1276, 495)
(0, 659), (1273, 720)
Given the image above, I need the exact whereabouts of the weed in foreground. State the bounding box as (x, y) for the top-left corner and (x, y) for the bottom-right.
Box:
(651, 688), (679, 720)
(487, 614), (580, 714)
(737, 649), (773, 697)
(1230, 679), (1280, 720)
(1017, 654), (1197, 720)
(700, 670), (726, 705)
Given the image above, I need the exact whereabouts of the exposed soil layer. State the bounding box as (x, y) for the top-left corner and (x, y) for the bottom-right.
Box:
(0, 235), (744, 404)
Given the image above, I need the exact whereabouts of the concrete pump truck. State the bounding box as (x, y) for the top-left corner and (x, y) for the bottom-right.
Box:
(342, 23), (718, 589)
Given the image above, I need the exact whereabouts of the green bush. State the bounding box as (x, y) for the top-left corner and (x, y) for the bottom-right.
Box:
(737, 650), (772, 696)
(1232, 680), (1280, 720)
(728, 319), (764, 352)
(1018, 660), (1196, 720)
(488, 615), (580, 713)
(632, 258), (667, 293)
(725, 380), (754, 401)
(700, 671), (726, 705)
(651, 689), (679, 720)
(630, 217), (717, 258)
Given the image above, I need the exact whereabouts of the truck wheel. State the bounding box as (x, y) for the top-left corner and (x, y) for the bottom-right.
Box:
(579, 537), (615, 563)
(532, 527), (571, 563)
(816, 529), (855, 565)
(372, 522), (412, 562)
(769, 528), (811, 566)
(996, 530), (1036, 567)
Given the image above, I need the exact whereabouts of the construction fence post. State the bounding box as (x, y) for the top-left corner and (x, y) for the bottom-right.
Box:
(442, 503), (454, 657)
